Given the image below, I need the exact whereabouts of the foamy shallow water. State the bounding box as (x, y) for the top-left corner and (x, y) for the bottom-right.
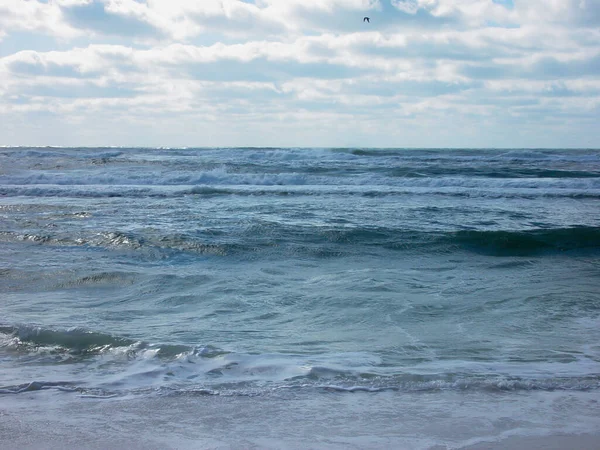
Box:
(3, 387), (600, 449)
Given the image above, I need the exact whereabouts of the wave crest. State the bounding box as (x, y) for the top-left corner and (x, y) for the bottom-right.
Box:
(1, 226), (598, 257)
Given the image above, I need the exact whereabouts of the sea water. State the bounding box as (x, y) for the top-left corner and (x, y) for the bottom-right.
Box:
(1, 148), (600, 448)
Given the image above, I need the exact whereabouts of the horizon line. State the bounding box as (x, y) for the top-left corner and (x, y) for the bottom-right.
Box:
(2, 145), (599, 150)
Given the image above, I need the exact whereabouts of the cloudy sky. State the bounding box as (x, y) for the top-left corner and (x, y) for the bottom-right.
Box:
(1, 0), (599, 148)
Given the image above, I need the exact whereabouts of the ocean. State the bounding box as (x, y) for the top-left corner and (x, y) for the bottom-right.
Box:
(1, 147), (600, 449)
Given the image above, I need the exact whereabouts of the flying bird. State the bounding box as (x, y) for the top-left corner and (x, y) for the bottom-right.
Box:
(363, 17), (370, 23)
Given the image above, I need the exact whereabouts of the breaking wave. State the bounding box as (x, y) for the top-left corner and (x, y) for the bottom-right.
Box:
(0, 324), (224, 359)
(2, 324), (599, 398)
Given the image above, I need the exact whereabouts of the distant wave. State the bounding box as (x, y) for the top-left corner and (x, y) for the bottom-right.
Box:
(3, 166), (600, 186)
(333, 148), (600, 162)
(3, 147), (599, 164)
(2, 183), (599, 200)
(0, 169), (311, 186)
(388, 167), (600, 179)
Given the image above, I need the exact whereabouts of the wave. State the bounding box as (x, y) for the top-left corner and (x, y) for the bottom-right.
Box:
(3, 374), (599, 398)
(0, 230), (229, 258)
(0, 381), (79, 395)
(303, 375), (600, 393)
(332, 147), (600, 161)
(3, 164), (600, 186)
(3, 148), (599, 169)
(1, 226), (599, 257)
(3, 375), (599, 398)
(0, 324), (224, 359)
(1, 324), (139, 354)
(2, 184), (600, 200)
(449, 227), (600, 255)
(0, 168), (311, 186)
(388, 167), (600, 179)
(2, 324), (599, 398)
(312, 226), (600, 255)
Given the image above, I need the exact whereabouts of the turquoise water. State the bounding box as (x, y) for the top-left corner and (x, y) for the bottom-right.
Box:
(1, 148), (600, 447)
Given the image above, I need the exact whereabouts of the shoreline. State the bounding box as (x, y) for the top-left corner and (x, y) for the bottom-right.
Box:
(2, 389), (599, 449)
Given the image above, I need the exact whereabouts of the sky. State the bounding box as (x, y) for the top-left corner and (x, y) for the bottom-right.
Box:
(0, 0), (599, 148)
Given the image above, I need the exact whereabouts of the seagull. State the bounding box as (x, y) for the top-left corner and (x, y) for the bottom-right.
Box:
(363, 17), (370, 23)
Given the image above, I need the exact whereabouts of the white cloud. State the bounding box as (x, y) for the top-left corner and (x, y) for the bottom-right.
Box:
(391, 0), (419, 14)
(0, 0), (79, 38)
(0, 0), (599, 147)
(514, 0), (600, 27)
